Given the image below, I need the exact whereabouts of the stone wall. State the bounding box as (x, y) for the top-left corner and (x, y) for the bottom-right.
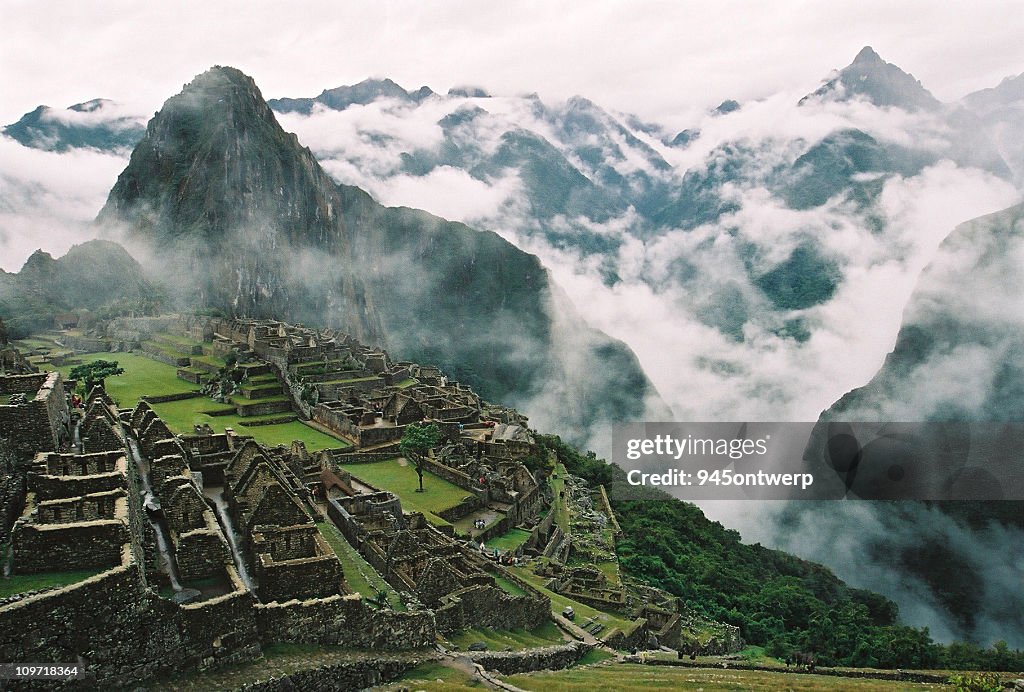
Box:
(433, 584), (549, 634)
(467, 641), (592, 675)
(254, 593), (436, 649)
(234, 399), (293, 417)
(256, 553), (344, 603)
(60, 335), (112, 353)
(0, 472), (26, 545)
(143, 391), (203, 404)
(81, 413), (125, 453)
(29, 464), (127, 501)
(0, 547), (262, 688)
(0, 373), (48, 395)
(315, 376), (386, 400)
(0, 372), (68, 461)
(420, 456), (486, 500)
(176, 529), (232, 581)
(139, 342), (191, 367)
(437, 495), (483, 522)
(12, 513), (128, 573)
(238, 658), (421, 692)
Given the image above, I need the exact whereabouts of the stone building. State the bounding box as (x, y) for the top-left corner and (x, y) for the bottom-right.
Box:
(223, 441), (344, 602)
(0, 371), (69, 461)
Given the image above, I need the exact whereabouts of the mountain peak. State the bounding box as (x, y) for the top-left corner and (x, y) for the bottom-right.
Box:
(800, 47), (941, 111)
(98, 65), (381, 341)
(269, 77), (432, 114)
(852, 45), (883, 65)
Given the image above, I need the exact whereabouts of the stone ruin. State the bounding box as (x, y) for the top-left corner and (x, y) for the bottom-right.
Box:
(223, 440), (344, 603)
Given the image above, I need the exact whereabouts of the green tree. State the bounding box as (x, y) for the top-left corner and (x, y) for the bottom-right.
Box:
(400, 423), (441, 493)
(69, 359), (124, 394)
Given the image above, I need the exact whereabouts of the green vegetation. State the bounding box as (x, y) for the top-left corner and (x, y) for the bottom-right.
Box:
(487, 527), (531, 552)
(0, 569), (104, 598)
(502, 663), (946, 691)
(947, 672), (1004, 692)
(508, 566), (633, 633)
(754, 243), (840, 311)
(575, 648), (615, 666)
(69, 358), (125, 394)
(493, 574), (528, 597)
(542, 435), (1024, 672)
(151, 397), (342, 450)
(315, 522), (404, 610)
(336, 457), (467, 525)
(394, 661), (479, 691)
(548, 464), (570, 532)
(400, 422), (442, 493)
(57, 352), (196, 402)
(446, 621), (565, 651)
(394, 377), (417, 388)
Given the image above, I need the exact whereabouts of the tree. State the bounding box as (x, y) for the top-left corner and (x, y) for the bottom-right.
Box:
(400, 423), (441, 493)
(69, 359), (124, 394)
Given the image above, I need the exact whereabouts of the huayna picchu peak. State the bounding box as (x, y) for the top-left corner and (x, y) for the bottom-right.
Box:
(96, 65), (663, 448)
(99, 65), (382, 343)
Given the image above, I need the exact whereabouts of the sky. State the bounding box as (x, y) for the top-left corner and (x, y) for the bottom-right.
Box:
(3, 0), (1024, 127)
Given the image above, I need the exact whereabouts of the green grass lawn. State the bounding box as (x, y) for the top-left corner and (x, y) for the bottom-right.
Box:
(51, 347), (344, 451)
(151, 397), (344, 451)
(0, 569), (105, 598)
(337, 458), (470, 525)
(502, 663), (949, 691)
(392, 662), (479, 691)
(445, 620), (565, 652)
(493, 574), (528, 597)
(57, 352), (198, 403)
(315, 521), (404, 611)
(190, 353), (227, 369)
(550, 464), (571, 533)
(487, 527), (531, 552)
(394, 378), (417, 388)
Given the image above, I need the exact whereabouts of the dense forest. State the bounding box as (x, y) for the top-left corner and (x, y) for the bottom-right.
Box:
(535, 434), (1024, 671)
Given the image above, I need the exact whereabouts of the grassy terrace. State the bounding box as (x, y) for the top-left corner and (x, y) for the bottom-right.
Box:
(0, 568), (105, 598)
(493, 573), (528, 597)
(12, 336), (60, 350)
(500, 664), (951, 691)
(190, 353), (227, 369)
(336, 458), (469, 526)
(152, 397), (343, 451)
(55, 352), (199, 403)
(444, 620), (566, 651)
(487, 527), (531, 552)
(550, 463), (571, 533)
(52, 350), (344, 452)
(315, 521), (404, 611)
(319, 375), (381, 385)
(508, 566), (633, 634)
(152, 333), (203, 347)
(394, 377), (417, 388)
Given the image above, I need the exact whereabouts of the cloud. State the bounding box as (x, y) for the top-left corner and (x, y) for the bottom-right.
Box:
(4, 1), (1024, 128)
(37, 100), (147, 129)
(0, 136), (127, 270)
